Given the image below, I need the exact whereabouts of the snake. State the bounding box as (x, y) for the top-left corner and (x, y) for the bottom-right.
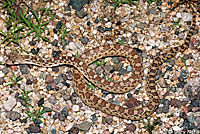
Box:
(3, 9), (197, 120)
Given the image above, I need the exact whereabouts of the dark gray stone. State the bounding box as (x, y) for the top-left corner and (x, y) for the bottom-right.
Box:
(56, 21), (62, 29)
(52, 67), (59, 73)
(63, 95), (71, 101)
(61, 107), (68, 117)
(80, 37), (89, 45)
(37, 98), (44, 107)
(137, 22), (147, 29)
(126, 123), (136, 132)
(29, 40), (36, 46)
(183, 119), (195, 130)
(105, 116), (113, 124)
(168, 59), (175, 66)
(19, 65), (29, 74)
(7, 111), (21, 121)
(48, 96), (57, 104)
(76, 11), (88, 18)
(98, 26), (105, 33)
(58, 114), (66, 121)
(119, 68), (127, 75)
(53, 112), (60, 119)
(91, 114), (97, 122)
(184, 78), (200, 100)
(126, 65), (133, 72)
(2, 67), (9, 74)
(68, 127), (80, 134)
(181, 69), (188, 79)
(149, 8), (157, 15)
(64, 71), (73, 80)
(27, 126), (41, 133)
(70, 0), (88, 11)
(112, 57), (119, 64)
(0, 77), (5, 85)
(51, 128), (57, 134)
(75, 121), (92, 132)
(161, 26), (169, 33)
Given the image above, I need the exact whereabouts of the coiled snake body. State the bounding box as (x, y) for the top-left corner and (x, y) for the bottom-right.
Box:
(4, 14), (197, 120)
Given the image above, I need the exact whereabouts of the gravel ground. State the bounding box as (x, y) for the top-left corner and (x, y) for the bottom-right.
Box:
(0, 0), (200, 134)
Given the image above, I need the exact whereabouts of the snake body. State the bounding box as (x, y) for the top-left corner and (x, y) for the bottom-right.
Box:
(4, 12), (197, 120)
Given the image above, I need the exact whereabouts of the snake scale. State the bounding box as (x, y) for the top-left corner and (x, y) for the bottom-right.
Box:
(3, 8), (197, 120)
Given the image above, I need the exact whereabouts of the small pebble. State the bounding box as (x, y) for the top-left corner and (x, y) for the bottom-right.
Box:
(80, 37), (89, 45)
(61, 107), (68, 117)
(7, 111), (21, 121)
(76, 11), (88, 18)
(27, 126), (41, 133)
(0, 77), (5, 85)
(70, 0), (87, 11)
(38, 98), (44, 107)
(3, 96), (17, 111)
(56, 21), (62, 29)
(72, 105), (80, 112)
(19, 65), (29, 74)
(69, 42), (77, 49)
(75, 121), (92, 132)
(182, 13), (192, 21)
(98, 26), (105, 33)
(48, 96), (57, 104)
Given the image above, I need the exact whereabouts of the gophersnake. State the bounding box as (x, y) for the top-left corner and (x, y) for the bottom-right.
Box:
(3, 12), (197, 120)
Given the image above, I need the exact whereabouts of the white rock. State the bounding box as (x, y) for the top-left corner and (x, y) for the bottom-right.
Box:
(65, 123), (73, 131)
(161, 117), (169, 122)
(104, 18), (108, 21)
(92, 29), (97, 34)
(97, 124), (102, 129)
(174, 109), (180, 117)
(66, 22), (71, 28)
(69, 42), (77, 50)
(149, 30), (155, 37)
(182, 13), (192, 22)
(14, 126), (22, 132)
(76, 42), (82, 49)
(126, 32), (132, 37)
(173, 126), (182, 131)
(187, 66), (194, 73)
(38, 67), (47, 71)
(58, 2), (65, 7)
(56, 12), (64, 18)
(105, 22), (112, 28)
(72, 105), (80, 112)
(192, 53), (199, 60)
(0, 56), (3, 62)
(3, 96), (17, 111)
(109, 126), (114, 132)
(146, 45), (152, 51)
(47, 68), (52, 72)
(16, 101), (22, 107)
(107, 40), (113, 44)
(0, 71), (4, 77)
(91, 7), (96, 12)
(148, 39), (155, 46)
(7, 129), (14, 133)
(67, 116), (72, 120)
(54, 34), (59, 40)
(113, 116), (119, 121)
(176, 12), (182, 18)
